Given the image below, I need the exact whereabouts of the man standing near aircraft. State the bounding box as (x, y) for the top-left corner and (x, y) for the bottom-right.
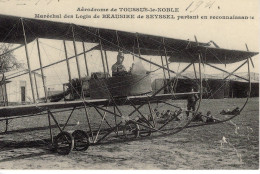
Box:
(112, 51), (127, 76)
(186, 87), (199, 118)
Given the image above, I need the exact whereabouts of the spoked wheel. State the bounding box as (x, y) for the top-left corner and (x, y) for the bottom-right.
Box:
(72, 130), (90, 151)
(54, 131), (74, 155)
(123, 121), (140, 139)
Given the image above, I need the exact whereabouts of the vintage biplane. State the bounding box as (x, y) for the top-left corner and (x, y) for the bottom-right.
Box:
(0, 14), (258, 155)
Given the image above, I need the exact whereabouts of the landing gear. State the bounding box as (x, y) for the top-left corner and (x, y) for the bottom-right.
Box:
(72, 130), (90, 151)
(54, 131), (74, 155)
(123, 121), (139, 139)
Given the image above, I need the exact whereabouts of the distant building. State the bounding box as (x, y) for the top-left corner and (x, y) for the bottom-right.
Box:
(3, 69), (46, 104)
(152, 72), (259, 99)
(0, 74), (10, 106)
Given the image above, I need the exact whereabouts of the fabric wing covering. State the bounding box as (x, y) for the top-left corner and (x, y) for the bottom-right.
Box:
(0, 14), (258, 64)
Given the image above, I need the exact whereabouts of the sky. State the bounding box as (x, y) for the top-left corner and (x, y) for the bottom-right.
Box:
(0, 0), (259, 91)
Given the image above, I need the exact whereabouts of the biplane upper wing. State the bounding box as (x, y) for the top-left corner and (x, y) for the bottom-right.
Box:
(168, 46), (258, 64)
(0, 92), (197, 118)
(0, 14), (258, 64)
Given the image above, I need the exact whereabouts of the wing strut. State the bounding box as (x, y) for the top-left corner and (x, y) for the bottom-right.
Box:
(82, 42), (90, 76)
(63, 40), (72, 88)
(98, 29), (107, 75)
(21, 18), (36, 103)
(162, 38), (171, 80)
(36, 38), (48, 102)
(72, 25), (82, 79)
(245, 44), (255, 68)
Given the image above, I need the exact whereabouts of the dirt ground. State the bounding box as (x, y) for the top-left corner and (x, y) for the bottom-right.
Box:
(0, 97), (258, 169)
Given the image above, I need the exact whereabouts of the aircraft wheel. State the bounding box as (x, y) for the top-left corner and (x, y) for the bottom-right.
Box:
(123, 121), (139, 139)
(54, 131), (74, 155)
(72, 130), (90, 151)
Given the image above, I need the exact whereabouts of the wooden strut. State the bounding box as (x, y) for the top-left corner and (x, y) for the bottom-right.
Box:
(96, 121), (123, 144)
(47, 111), (53, 144)
(192, 36), (203, 115)
(245, 43), (255, 68)
(161, 55), (167, 81)
(76, 75), (97, 143)
(33, 73), (39, 99)
(80, 99), (95, 143)
(193, 63), (197, 79)
(162, 38), (171, 80)
(21, 18), (36, 103)
(3, 74), (8, 106)
(82, 42), (89, 76)
(147, 100), (156, 127)
(160, 54), (168, 93)
(94, 107), (108, 143)
(48, 110), (73, 144)
(136, 33), (141, 57)
(62, 106), (76, 131)
(223, 60), (248, 81)
(104, 50), (110, 76)
(98, 29), (107, 74)
(1, 77), (5, 104)
(63, 40), (73, 98)
(128, 103), (146, 117)
(196, 53), (203, 114)
(246, 46), (251, 97)
(151, 63), (193, 98)
(132, 46), (135, 61)
(48, 110), (63, 132)
(75, 103), (122, 143)
(95, 78), (123, 116)
(114, 106), (119, 136)
(2, 74), (9, 132)
(115, 31), (120, 51)
(93, 106), (114, 130)
(72, 25), (82, 80)
(128, 99), (153, 128)
(36, 38), (48, 102)
(205, 60), (248, 82)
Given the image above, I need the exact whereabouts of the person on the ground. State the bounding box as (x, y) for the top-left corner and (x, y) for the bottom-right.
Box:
(220, 107), (240, 115)
(186, 87), (199, 117)
(205, 111), (216, 123)
(193, 112), (203, 122)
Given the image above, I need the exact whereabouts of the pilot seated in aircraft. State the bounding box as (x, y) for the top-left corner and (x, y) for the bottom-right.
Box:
(112, 51), (127, 76)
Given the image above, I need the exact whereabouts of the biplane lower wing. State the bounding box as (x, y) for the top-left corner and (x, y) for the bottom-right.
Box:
(0, 92), (198, 118)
